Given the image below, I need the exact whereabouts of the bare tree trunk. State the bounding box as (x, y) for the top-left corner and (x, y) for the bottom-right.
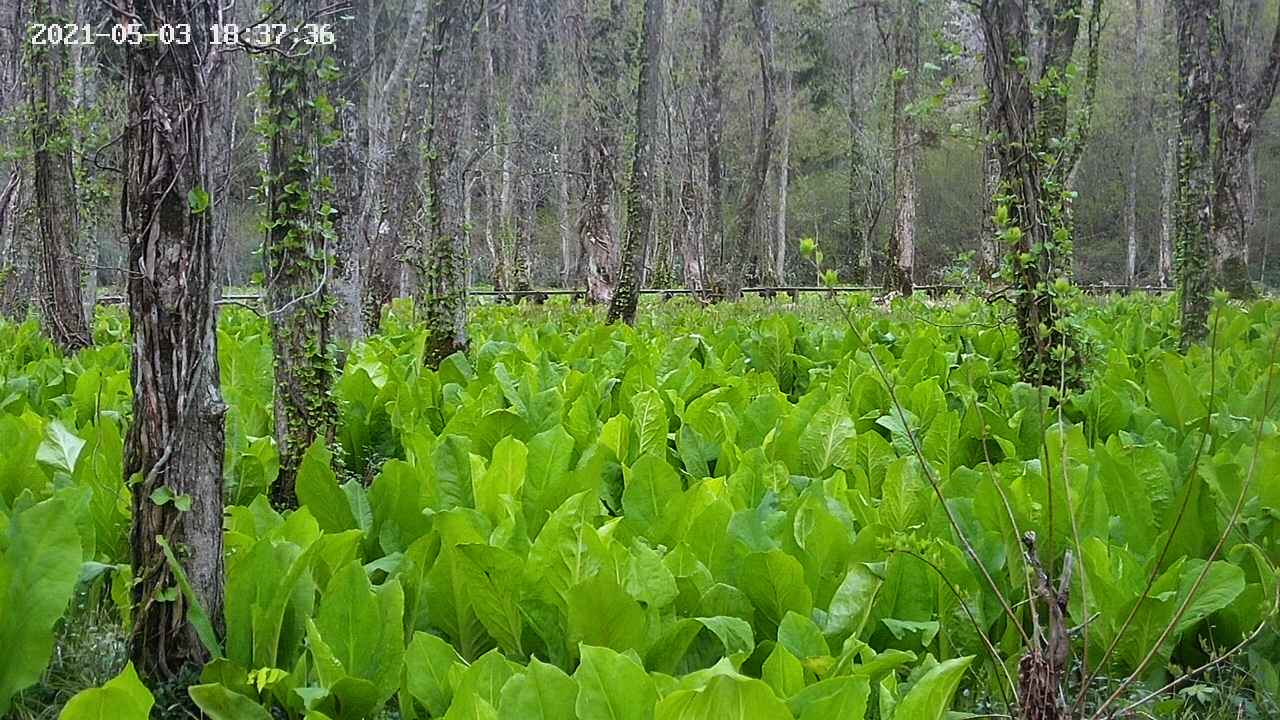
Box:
(729, 0), (777, 297)
(30, 0), (90, 352)
(702, 0), (726, 295)
(328, 7), (367, 349)
(847, 75), (868, 283)
(1159, 133), (1176, 285)
(71, 0), (96, 322)
(121, 0), (225, 680)
(510, 1), (535, 293)
(887, 0), (919, 297)
(1175, 0), (1214, 346)
(1124, 0), (1145, 288)
(260, 9), (340, 509)
(356, 0), (428, 330)
(978, 118), (1001, 282)
(0, 0), (33, 319)
(608, 0), (664, 324)
(1209, 0), (1280, 296)
(775, 69), (791, 284)
(558, 99), (576, 286)
(574, 0), (624, 305)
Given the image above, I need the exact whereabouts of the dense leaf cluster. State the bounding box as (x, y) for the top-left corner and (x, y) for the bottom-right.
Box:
(0, 295), (1277, 718)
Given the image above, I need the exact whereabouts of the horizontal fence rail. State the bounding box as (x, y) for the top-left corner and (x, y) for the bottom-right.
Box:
(95, 283), (1176, 307)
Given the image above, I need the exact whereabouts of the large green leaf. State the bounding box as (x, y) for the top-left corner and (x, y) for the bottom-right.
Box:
(573, 644), (656, 720)
(655, 672), (791, 720)
(787, 676), (870, 720)
(36, 418), (85, 476)
(403, 631), (465, 717)
(296, 441), (357, 532)
(188, 683), (273, 720)
(497, 657), (577, 719)
(454, 544), (525, 654)
(311, 561), (405, 704)
(0, 489), (87, 713)
(631, 390), (669, 459)
(797, 397), (855, 478)
(523, 426), (578, 533)
(740, 550), (813, 636)
(58, 662), (154, 720)
(891, 656), (972, 720)
(475, 436), (527, 523)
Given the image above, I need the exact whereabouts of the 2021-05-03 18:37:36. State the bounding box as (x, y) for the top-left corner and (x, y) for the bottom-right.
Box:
(26, 21), (336, 47)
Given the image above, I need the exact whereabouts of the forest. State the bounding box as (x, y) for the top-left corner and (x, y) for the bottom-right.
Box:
(0, 0), (1279, 719)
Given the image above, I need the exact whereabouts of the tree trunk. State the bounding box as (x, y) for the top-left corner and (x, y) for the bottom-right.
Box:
(420, 0), (478, 367)
(702, 0), (726, 295)
(978, 116), (1001, 282)
(575, 0), (625, 305)
(0, 0), (32, 320)
(729, 0), (777, 297)
(887, 0), (919, 297)
(980, 0), (1082, 390)
(1175, 0), (1214, 346)
(775, 70), (791, 284)
(510, 1), (535, 293)
(608, 0), (664, 324)
(847, 78), (868, 283)
(328, 7), (368, 349)
(1212, 126), (1254, 297)
(1208, 0), (1280, 296)
(1124, 0), (1145, 289)
(558, 98), (576, 286)
(30, 0), (90, 352)
(356, 0), (429, 330)
(121, 0), (226, 680)
(260, 10), (341, 509)
(1159, 133), (1176, 286)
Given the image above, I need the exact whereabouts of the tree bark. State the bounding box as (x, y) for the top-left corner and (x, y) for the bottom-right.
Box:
(558, 91), (576, 286)
(608, 0), (664, 324)
(1175, 0), (1214, 346)
(356, 0), (429, 331)
(980, 0), (1083, 391)
(978, 113), (1001, 282)
(887, 0), (919, 297)
(1124, 0), (1145, 289)
(702, 0), (726, 295)
(775, 69), (791, 284)
(260, 7), (341, 509)
(0, 0), (33, 320)
(30, 0), (90, 352)
(575, 0), (625, 305)
(420, 0), (479, 367)
(728, 0), (777, 297)
(121, 0), (226, 680)
(328, 6), (368, 349)
(846, 72), (869, 283)
(1159, 133), (1176, 286)
(1208, 0), (1280, 295)
(509, 0), (535, 293)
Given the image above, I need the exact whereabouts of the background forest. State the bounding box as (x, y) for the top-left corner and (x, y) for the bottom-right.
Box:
(2, 0), (1278, 315)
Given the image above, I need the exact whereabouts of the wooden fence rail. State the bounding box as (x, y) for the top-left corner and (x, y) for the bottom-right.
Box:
(95, 283), (1175, 307)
